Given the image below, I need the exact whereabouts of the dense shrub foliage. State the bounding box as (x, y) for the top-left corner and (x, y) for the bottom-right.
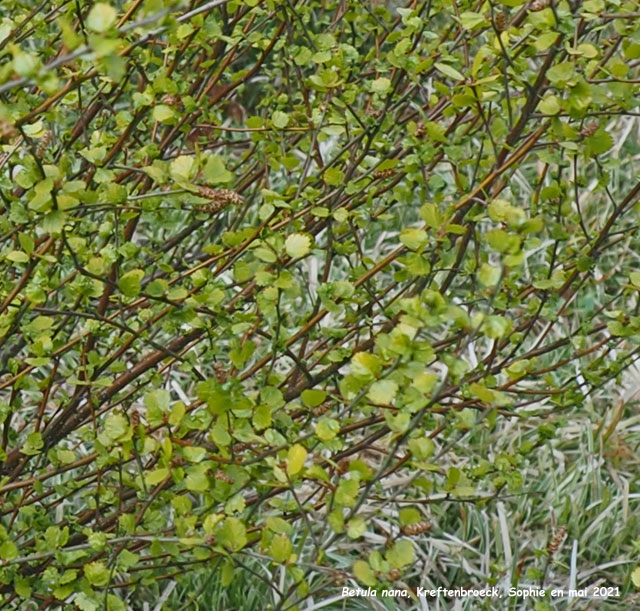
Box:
(0, 0), (640, 608)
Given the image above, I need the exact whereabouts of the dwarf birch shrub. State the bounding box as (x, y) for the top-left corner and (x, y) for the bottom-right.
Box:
(0, 0), (639, 608)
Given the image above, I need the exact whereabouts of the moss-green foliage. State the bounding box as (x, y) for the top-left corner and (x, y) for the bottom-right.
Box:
(0, 0), (640, 608)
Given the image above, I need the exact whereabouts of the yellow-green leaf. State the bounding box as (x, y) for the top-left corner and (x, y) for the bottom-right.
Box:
(145, 467), (169, 486)
(386, 539), (414, 568)
(270, 534), (293, 562)
(118, 269), (144, 298)
(87, 3), (117, 33)
(353, 560), (377, 586)
(285, 233), (312, 258)
(434, 62), (464, 81)
(286, 444), (307, 475)
(367, 380), (398, 405)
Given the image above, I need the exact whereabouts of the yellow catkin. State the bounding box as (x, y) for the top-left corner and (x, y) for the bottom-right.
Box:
(373, 168), (396, 179)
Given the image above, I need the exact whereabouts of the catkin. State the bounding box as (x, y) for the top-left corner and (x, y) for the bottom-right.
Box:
(214, 469), (234, 484)
(170, 456), (185, 467)
(336, 459), (349, 475)
(388, 568), (402, 581)
(547, 525), (566, 556)
(311, 402), (330, 417)
(36, 130), (54, 158)
(213, 362), (228, 384)
(529, 0), (548, 11)
(401, 521), (431, 536)
(196, 187), (243, 213)
(129, 409), (141, 428)
(0, 119), (17, 142)
(580, 122), (599, 138)
(161, 93), (182, 107)
(495, 12), (507, 31)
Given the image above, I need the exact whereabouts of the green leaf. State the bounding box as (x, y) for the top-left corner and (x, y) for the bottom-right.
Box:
(335, 479), (359, 507)
(0, 540), (18, 560)
(20, 432), (44, 455)
(425, 121), (447, 143)
(170, 155), (194, 182)
(546, 63), (574, 85)
(118, 269), (144, 298)
(84, 561), (110, 587)
(225, 494), (245, 514)
(169, 402), (186, 426)
(478, 263), (501, 287)
(221, 560), (235, 586)
(87, 3), (117, 33)
(285, 233), (312, 258)
(400, 228), (428, 251)
(533, 32), (559, 51)
(14, 576), (32, 599)
(301, 389), (327, 407)
(434, 62), (464, 81)
(481, 315), (512, 339)
(6, 250), (29, 263)
(469, 382), (495, 402)
(315, 418), (340, 441)
(371, 77), (391, 93)
(176, 23), (194, 39)
(347, 517), (366, 539)
(266, 517), (292, 534)
(29, 177), (54, 211)
(367, 380), (398, 405)
(202, 155), (233, 184)
(585, 129), (613, 156)
(412, 373), (437, 394)
(145, 389), (170, 412)
(185, 469), (210, 492)
(408, 437), (434, 460)
(12, 48), (39, 77)
(537, 95), (561, 115)
(353, 560), (377, 586)
(286, 444), (307, 476)
(323, 167), (344, 186)
(183, 446), (207, 462)
(74, 593), (98, 611)
(460, 12), (487, 30)
(271, 111), (290, 129)
(253, 404), (272, 430)
(211, 420), (231, 447)
(57, 449), (76, 464)
(399, 507), (422, 525)
(145, 468), (169, 486)
(386, 539), (414, 568)
(270, 534), (293, 562)
(102, 413), (131, 444)
(351, 352), (382, 380)
(216, 517), (247, 551)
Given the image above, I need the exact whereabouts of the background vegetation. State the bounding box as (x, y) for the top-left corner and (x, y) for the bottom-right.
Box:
(0, 0), (639, 608)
